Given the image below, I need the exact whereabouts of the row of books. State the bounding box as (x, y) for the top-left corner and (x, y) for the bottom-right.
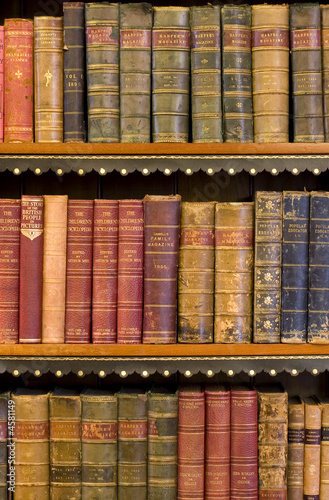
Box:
(2, 2), (329, 144)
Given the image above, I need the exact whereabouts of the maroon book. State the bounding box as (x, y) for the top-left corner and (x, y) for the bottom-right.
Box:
(19, 195), (43, 343)
(0, 27), (4, 143)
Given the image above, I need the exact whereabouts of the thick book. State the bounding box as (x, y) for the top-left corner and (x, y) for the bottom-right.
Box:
(117, 199), (144, 344)
(0, 392), (8, 498)
(190, 4), (222, 143)
(4, 19), (33, 143)
(65, 200), (93, 344)
(63, 2), (86, 143)
(152, 6), (190, 143)
(143, 195), (181, 344)
(34, 16), (63, 143)
(214, 202), (254, 343)
(178, 202), (215, 343)
(319, 397), (329, 499)
(281, 192), (309, 343)
(0, 27), (3, 143)
(322, 5), (329, 141)
(252, 5), (289, 142)
(222, 5), (253, 143)
(81, 389), (117, 499)
(291, 3), (324, 142)
(120, 3), (152, 143)
(254, 191), (283, 343)
(303, 396), (322, 500)
(19, 195), (44, 343)
(288, 397), (304, 500)
(92, 199), (118, 343)
(85, 2), (119, 143)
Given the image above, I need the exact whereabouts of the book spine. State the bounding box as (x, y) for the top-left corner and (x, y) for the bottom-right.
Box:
(0, 200), (20, 343)
(19, 195), (44, 343)
(63, 2), (86, 143)
(214, 202), (254, 343)
(117, 200), (144, 344)
(252, 5), (289, 142)
(287, 400), (304, 500)
(85, 2), (119, 143)
(143, 195), (181, 344)
(190, 5), (222, 143)
(4, 19), (33, 143)
(34, 16), (63, 143)
(291, 3), (324, 143)
(152, 7), (190, 143)
(281, 192), (309, 343)
(0, 27), (3, 143)
(304, 400), (321, 500)
(222, 5), (253, 143)
(120, 3), (152, 143)
(42, 195), (68, 343)
(321, 403), (329, 499)
(254, 191), (282, 343)
(92, 199), (118, 344)
(148, 392), (178, 499)
(0, 393), (8, 498)
(178, 202), (215, 343)
(322, 5), (329, 142)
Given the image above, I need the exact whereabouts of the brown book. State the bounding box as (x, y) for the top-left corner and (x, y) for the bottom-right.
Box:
(322, 5), (329, 141)
(288, 397), (304, 500)
(303, 396), (322, 500)
(178, 202), (215, 343)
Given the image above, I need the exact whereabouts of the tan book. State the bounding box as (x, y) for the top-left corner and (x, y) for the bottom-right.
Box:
(303, 397), (322, 500)
(288, 397), (304, 500)
(318, 396), (329, 499)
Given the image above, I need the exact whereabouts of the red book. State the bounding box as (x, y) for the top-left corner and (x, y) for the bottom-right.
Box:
(92, 200), (118, 343)
(231, 385), (258, 500)
(4, 19), (33, 143)
(205, 385), (230, 500)
(19, 195), (43, 343)
(0, 27), (4, 143)
(65, 200), (93, 343)
(178, 385), (205, 500)
(117, 199), (143, 344)
(0, 199), (20, 343)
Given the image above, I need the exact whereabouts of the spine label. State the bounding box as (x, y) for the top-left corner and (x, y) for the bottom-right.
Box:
(120, 29), (151, 48)
(215, 229), (253, 246)
(252, 29), (289, 48)
(118, 420), (147, 439)
(191, 29), (220, 49)
(181, 228), (214, 246)
(223, 29), (251, 49)
(82, 422), (116, 440)
(14, 421), (49, 439)
(86, 26), (118, 45)
(291, 28), (321, 49)
(152, 30), (190, 49)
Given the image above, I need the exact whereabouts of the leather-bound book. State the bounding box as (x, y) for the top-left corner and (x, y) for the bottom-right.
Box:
(281, 192), (309, 343)
(178, 385), (205, 500)
(85, 2), (119, 143)
(42, 195), (68, 344)
(252, 5), (289, 142)
(152, 7), (190, 143)
(92, 199), (118, 344)
(302, 397), (321, 500)
(148, 389), (178, 500)
(230, 385), (258, 500)
(63, 2), (86, 143)
(214, 202), (254, 343)
(65, 200), (93, 344)
(117, 199), (143, 344)
(19, 195), (43, 343)
(50, 388), (81, 500)
(117, 389), (147, 500)
(34, 16), (63, 143)
(0, 27), (3, 143)
(0, 392), (8, 498)
(222, 5), (253, 143)
(12, 388), (49, 499)
(322, 5), (329, 141)
(120, 3), (152, 143)
(143, 195), (181, 344)
(288, 397), (304, 500)
(4, 19), (33, 143)
(190, 5), (222, 143)
(254, 191), (282, 343)
(319, 397), (329, 499)
(205, 385), (230, 500)
(258, 385), (288, 500)
(291, 3), (324, 142)
(178, 202), (215, 343)
(0, 199), (20, 344)
(81, 389), (117, 499)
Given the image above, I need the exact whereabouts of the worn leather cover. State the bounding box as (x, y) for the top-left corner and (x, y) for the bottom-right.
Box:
(92, 200), (118, 344)
(254, 192), (282, 343)
(191, 5), (222, 143)
(152, 7), (190, 143)
(302, 397), (321, 500)
(63, 2), (85, 143)
(281, 192), (309, 343)
(19, 195), (43, 344)
(288, 397), (304, 500)
(291, 3), (324, 142)
(85, 2), (119, 143)
(319, 397), (329, 499)
(34, 17), (63, 143)
(120, 3), (152, 143)
(252, 5), (289, 142)
(143, 195), (181, 344)
(0, 393), (8, 498)
(4, 19), (33, 143)
(0, 27), (3, 143)
(222, 5), (253, 143)
(178, 386), (205, 500)
(214, 202), (254, 343)
(322, 5), (329, 141)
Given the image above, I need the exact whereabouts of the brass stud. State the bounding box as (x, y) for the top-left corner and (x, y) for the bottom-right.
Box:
(56, 370), (62, 377)
(163, 370), (170, 377)
(249, 369), (255, 377)
(34, 370), (41, 377)
(270, 369), (277, 376)
(250, 168), (257, 175)
(292, 168), (299, 175)
(35, 168), (41, 175)
(228, 168), (235, 175)
(13, 168), (20, 175)
(312, 368), (319, 376)
(227, 369), (234, 377)
(142, 168), (149, 175)
(99, 168), (106, 176)
(78, 169), (84, 176)
(314, 168), (320, 175)
(120, 370), (127, 378)
(207, 370), (214, 377)
(271, 168), (278, 175)
(13, 370), (19, 377)
(56, 168), (63, 176)
(99, 370), (106, 378)
(121, 168), (128, 176)
(184, 370), (192, 377)
(142, 370), (149, 378)
(164, 168), (171, 176)
(77, 370), (84, 377)
(207, 168), (214, 175)
(291, 369), (298, 376)
(185, 168), (192, 175)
